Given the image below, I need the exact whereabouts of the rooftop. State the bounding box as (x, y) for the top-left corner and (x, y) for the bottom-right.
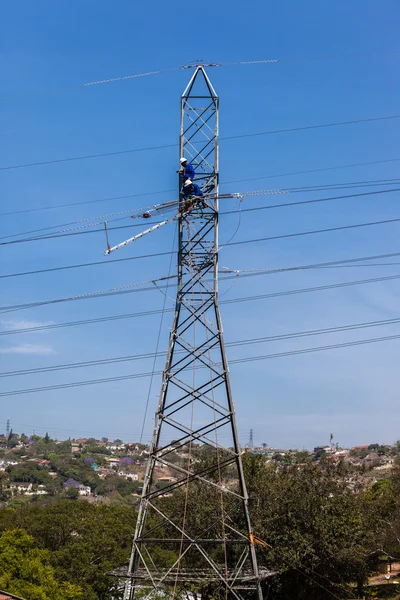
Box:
(0, 590), (28, 600)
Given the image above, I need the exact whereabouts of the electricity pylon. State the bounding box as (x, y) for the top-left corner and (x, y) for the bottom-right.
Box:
(123, 66), (264, 600)
(249, 429), (254, 449)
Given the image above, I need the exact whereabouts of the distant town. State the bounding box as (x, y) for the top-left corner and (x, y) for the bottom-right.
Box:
(0, 429), (397, 503)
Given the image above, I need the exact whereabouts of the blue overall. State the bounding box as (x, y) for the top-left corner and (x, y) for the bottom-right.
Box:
(182, 162), (195, 180)
(183, 182), (203, 199)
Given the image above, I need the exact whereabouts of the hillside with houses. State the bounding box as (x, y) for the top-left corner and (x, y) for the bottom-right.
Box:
(0, 433), (188, 503)
(0, 431), (399, 505)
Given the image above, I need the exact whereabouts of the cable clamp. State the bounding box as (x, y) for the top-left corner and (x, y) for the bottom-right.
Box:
(232, 193), (244, 202)
(220, 266), (240, 277)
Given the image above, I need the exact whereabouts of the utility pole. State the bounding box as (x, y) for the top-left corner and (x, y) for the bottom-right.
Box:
(123, 66), (264, 600)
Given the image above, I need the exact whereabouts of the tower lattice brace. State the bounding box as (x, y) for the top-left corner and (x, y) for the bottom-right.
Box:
(124, 66), (263, 600)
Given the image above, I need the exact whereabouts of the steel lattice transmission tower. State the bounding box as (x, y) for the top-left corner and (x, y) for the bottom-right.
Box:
(249, 429), (254, 449)
(123, 66), (264, 600)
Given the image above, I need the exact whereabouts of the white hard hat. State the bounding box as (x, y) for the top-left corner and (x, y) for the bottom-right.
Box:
(184, 179), (192, 187)
(180, 157), (187, 164)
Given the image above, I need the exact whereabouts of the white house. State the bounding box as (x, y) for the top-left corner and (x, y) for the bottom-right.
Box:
(117, 471), (139, 481)
(0, 460), (18, 471)
(9, 482), (33, 494)
(78, 484), (91, 496)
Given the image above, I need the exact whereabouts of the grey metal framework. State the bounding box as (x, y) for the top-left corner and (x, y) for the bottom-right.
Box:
(123, 66), (264, 600)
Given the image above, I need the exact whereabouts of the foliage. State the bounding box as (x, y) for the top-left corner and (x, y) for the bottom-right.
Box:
(4, 445), (400, 598)
(96, 474), (141, 496)
(7, 430), (19, 449)
(0, 500), (137, 599)
(292, 450), (311, 464)
(84, 443), (111, 456)
(7, 462), (53, 486)
(244, 455), (373, 599)
(119, 457), (134, 467)
(0, 528), (82, 599)
(66, 487), (79, 499)
(350, 447), (370, 459)
(368, 443), (391, 455)
(49, 455), (100, 490)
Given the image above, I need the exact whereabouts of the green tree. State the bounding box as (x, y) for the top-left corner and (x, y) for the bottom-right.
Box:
(56, 440), (72, 455)
(7, 462), (52, 486)
(66, 487), (79, 499)
(0, 529), (82, 600)
(293, 450), (311, 464)
(368, 443), (380, 452)
(7, 430), (18, 449)
(350, 447), (369, 459)
(271, 452), (283, 462)
(362, 466), (400, 563)
(243, 454), (371, 599)
(0, 500), (137, 599)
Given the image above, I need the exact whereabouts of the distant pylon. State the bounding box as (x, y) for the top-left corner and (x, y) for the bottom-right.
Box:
(6, 420), (10, 438)
(249, 429), (254, 448)
(122, 66), (265, 600)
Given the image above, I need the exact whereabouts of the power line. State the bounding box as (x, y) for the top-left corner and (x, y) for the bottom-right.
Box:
(233, 186), (400, 214)
(1, 331), (400, 397)
(0, 275), (177, 314)
(1, 253), (400, 314)
(0, 250), (172, 277)
(0, 66), (183, 101)
(1, 187), (399, 249)
(0, 142), (175, 171)
(0, 202), (171, 241)
(140, 229), (176, 443)
(225, 157), (400, 186)
(231, 333), (400, 365)
(0, 420), (251, 440)
(285, 178), (400, 192)
(223, 49), (400, 67)
(227, 214), (400, 248)
(0, 190), (286, 242)
(2, 266), (400, 337)
(0, 307), (169, 336)
(0, 418), (252, 440)
(0, 188), (176, 217)
(3, 49), (399, 101)
(221, 115), (400, 142)
(2, 316), (400, 379)
(3, 158), (400, 217)
(0, 115), (397, 172)
(3, 178), (400, 241)
(1, 267), (398, 314)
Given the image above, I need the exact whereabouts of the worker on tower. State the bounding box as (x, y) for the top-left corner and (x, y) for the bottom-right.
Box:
(182, 179), (204, 214)
(183, 179), (202, 199)
(178, 157), (195, 182)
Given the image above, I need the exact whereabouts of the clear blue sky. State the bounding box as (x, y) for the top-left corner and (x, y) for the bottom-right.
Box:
(0, 0), (399, 449)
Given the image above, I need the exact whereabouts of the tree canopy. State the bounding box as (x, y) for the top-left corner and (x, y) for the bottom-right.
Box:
(0, 528), (82, 600)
